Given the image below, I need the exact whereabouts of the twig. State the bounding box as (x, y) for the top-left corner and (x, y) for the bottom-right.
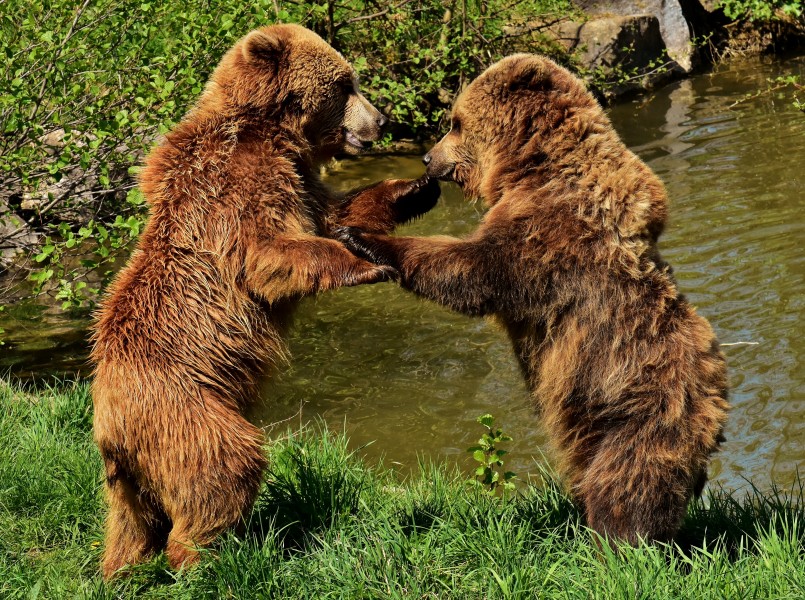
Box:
(28, 0), (92, 122)
(260, 398), (308, 432)
(728, 81), (804, 109)
(344, 0), (416, 24)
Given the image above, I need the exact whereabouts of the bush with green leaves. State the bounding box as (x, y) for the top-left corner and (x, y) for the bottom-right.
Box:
(1, 0), (300, 304)
(718, 0), (803, 21)
(467, 413), (517, 496)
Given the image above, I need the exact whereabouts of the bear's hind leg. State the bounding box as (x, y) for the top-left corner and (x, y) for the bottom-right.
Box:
(164, 467), (263, 570)
(101, 461), (169, 579)
(162, 408), (266, 571)
(575, 429), (696, 545)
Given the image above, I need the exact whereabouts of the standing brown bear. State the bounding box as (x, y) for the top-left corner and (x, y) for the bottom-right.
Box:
(91, 24), (439, 578)
(342, 54), (729, 544)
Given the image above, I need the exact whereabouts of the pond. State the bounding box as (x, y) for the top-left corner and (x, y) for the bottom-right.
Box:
(2, 54), (803, 491)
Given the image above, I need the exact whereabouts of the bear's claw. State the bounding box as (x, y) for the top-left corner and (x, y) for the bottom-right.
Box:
(392, 175), (440, 223)
(334, 226), (394, 267)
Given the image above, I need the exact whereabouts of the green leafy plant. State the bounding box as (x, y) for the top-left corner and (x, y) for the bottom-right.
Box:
(585, 45), (677, 98)
(1, 0), (285, 308)
(467, 413), (517, 496)
(718, 0), (803, 21)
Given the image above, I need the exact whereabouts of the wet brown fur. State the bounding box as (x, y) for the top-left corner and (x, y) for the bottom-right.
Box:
(343, 55), (729, 544)
(91, 24), (438, 579)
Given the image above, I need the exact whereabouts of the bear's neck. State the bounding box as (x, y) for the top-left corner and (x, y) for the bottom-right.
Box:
(187, 102), (317, 162)
(481, 124), (628, 203)
(478, 149), (553, 206)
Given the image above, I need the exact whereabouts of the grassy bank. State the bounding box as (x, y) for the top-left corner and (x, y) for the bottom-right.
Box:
(2, 380), (804, 598)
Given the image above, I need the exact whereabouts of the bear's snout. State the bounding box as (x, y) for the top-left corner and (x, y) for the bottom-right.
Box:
(343, 92), (387, 150)
(423, 151), (455, 180)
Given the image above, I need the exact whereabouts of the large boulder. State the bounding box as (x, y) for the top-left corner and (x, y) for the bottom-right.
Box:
(575, 0), (696, 71)
(544, 14), (683, 96)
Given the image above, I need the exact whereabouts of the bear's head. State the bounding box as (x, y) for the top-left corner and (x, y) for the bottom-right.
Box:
(424, 54), (609, 204)
(202, 24), (387, 160)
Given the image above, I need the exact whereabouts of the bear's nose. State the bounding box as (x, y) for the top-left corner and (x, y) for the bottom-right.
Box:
(422, 153), (432, 166)
(377, 114), (388, 128)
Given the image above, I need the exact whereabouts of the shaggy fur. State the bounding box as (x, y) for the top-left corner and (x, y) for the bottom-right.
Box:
(91, 24), (438, 578)
(342, 54), (729, 544)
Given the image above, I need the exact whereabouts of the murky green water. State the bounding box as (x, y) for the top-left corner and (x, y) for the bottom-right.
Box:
(2, 55), (803, 490)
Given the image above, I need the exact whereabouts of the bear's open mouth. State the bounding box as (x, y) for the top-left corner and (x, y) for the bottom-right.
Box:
(344, 129), (368, 150)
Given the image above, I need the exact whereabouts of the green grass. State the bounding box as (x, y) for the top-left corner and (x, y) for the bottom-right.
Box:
(2, 380), (804, 599)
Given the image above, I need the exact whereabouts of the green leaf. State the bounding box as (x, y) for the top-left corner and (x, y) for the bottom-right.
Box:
(30, 268), (53, 284)
(126, 188), (145, 205)
(34, 244), (55, 262)
(477, 414), (494, 428)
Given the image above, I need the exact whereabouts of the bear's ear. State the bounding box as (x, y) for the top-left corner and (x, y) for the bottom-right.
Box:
(242, 29), (284, 65)
(507, 60), (552, 94)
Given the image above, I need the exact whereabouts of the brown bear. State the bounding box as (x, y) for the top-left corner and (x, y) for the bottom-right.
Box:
(91, 23), (439, 578)
(340, 54), (729, 544)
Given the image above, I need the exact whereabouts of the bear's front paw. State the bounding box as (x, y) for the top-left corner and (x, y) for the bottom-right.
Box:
(392, 175), (441, 223)
(346, 263), (400, 287)
(370, 264), (400, 284)
(333, 226), (396, 267)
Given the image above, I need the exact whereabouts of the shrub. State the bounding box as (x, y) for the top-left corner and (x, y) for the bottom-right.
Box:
(718, 0), (803, 21)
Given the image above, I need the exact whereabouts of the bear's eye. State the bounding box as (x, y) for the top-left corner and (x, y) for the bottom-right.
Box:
(338, 79), (354, 95)
(451, 118), (461, 134)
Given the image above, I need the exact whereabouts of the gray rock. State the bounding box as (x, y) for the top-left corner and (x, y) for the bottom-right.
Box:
(543, 14), (683, 96)
(576, 1), (696, 71)
(0, 200), (37, 264)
